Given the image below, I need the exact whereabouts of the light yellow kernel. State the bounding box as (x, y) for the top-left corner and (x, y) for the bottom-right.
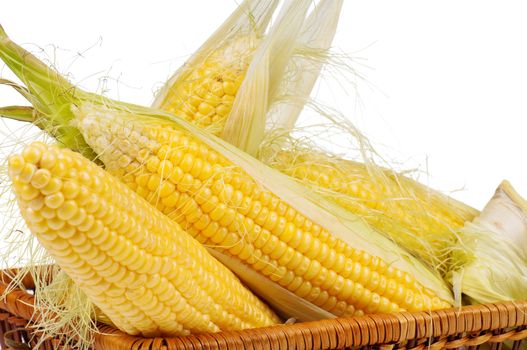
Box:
(157, 159), (174, 179)
(8, 155), (25, 177)
(40, 205), (56, 219)
(22, 145), (42, 164)
(158, 181), (176, 198)
(210, 81), (224, 97)
(41, 178), (62, 196)
(31, 169), (51, 189)
(20, 184), (39, 201)
(261, 234), (279, 255)
(117, 155), (132, 168)
(23, 207), (43, 223)
(179, 153), (195, 174)
(188, 95), (202, 107)
(147, 174), (162, 192)
(47, 217), (65, 230)
(58, 225), (77, 239)
(28, 196), (45, 211)
(295, 281), (313, 298)
(177, 174), (194, 192)
(40, 151), (57, 170)
(62, 180), (80, 199)
(19, 163), (37, 183)
(45, 192), (65, 209)
(215, 104), (229, 117)
(78, 215), (95, 232)
(137, 149), (150, 163)
(303, 260), (322, 281)
(146, 157), (160, 174)
(223, 81), (236, 95)
(68, 208), (87, 226)
(269, 241), (288, 261)
(198, 102), (214, 116)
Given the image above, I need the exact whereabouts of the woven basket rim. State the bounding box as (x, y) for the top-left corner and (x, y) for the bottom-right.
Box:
(1, 267), (527, 350)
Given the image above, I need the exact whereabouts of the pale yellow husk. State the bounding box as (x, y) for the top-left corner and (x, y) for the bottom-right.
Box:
(449, 181), (527, 305)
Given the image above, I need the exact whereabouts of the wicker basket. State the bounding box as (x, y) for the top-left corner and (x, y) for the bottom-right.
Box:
(1, 269), (526, 350)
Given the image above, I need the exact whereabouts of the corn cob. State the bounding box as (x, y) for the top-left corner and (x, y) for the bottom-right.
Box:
(0, 24), (454, 321)
(8, 142), (280, 336)
(152, 0), (279, 135)
(264, 150), (478, 270)
(75, 103), (452, 316)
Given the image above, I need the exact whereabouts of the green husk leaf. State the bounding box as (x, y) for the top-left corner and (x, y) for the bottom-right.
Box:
(0, 24), (101, 160)
(0, 78), (41, 106)
(0, 105), (35, 123)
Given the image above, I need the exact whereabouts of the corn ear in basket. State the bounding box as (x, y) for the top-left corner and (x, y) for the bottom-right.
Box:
(7, 141), (280, 336)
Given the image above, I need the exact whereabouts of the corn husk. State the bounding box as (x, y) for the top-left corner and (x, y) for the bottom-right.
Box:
(449, 181), (527, 305)
(264, 0), (344, 133)
(222, 0), (343, 155)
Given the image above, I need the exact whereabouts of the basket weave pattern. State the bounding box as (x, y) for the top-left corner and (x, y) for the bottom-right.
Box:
(1, 270), (526, 350)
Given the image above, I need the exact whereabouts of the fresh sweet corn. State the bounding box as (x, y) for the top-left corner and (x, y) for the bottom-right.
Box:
(8, 142), (279, 337)
(152, 0), (281, 136)
(74, 104), (453, 316)
(154, 36), (254, 135)
(266, 151), (478, 270)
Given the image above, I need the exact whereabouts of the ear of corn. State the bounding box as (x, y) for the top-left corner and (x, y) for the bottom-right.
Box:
(152, 0), (279, 135)
(0, 27), (454, 322)
(8, 141), (279, 336)
(73, 102), (454, 317)
(263, 149), (478, 272)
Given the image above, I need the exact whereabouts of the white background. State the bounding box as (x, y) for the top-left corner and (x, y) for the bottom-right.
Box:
(1, 1), (526, 210)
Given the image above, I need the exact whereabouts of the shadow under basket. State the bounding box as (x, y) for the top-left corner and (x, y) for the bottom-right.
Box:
(1, 269), (527, 350)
